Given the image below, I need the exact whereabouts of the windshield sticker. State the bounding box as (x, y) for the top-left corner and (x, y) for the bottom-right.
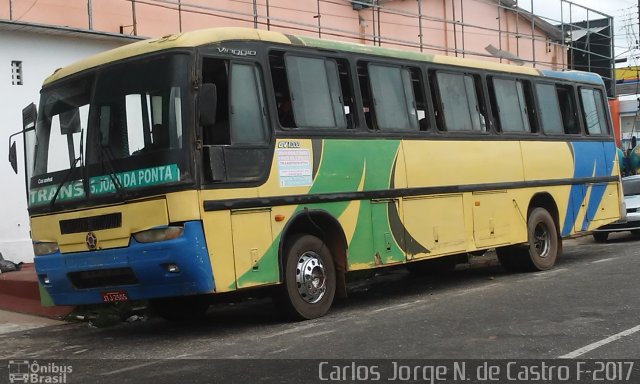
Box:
(277, 148), (312, 187)
(29, 180), (85, 206)
(28, 164), (180, 206)
(90, 164), (180, 195)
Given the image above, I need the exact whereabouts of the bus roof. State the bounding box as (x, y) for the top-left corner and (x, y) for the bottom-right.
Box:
(44, 27), (604, 86)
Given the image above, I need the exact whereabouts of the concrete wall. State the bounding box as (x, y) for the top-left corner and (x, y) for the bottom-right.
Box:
(0, 30), (126, 263)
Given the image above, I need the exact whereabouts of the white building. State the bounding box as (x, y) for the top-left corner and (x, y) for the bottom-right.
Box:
(1, 21), (137, 263)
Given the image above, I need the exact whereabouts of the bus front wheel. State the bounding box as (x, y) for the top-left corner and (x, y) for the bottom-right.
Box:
(497, 207), (560, 272)
(276, 234), (336, 320)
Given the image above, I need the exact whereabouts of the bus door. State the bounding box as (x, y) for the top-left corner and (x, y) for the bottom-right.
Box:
(198, 54), (274, 290)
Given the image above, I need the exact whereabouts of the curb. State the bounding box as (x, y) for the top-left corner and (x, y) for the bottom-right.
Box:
(0, 264), (74, 319)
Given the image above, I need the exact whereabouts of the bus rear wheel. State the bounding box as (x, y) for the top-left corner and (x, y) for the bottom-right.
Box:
(592, 232), (609, 242)
(497, 207), (560, 272)
(276, 234), (336, 320)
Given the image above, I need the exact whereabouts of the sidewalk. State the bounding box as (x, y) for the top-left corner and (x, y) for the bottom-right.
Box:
(0, 264), (74, 319)
(0, 309), (66, 335)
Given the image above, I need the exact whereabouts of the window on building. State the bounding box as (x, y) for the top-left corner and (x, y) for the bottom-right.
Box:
(11, 61), (23, 86)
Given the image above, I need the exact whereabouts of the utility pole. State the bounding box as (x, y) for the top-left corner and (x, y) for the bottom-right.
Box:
(87, 0), (93, 30)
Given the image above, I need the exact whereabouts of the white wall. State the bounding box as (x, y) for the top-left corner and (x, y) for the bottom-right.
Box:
(0, 30), (127, 263)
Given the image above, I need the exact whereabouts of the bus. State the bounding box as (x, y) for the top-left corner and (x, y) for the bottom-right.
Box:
(9, 27), (623, 321)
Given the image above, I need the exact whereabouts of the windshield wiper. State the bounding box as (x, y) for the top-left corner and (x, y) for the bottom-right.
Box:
(49, 156), (82, 209)
(97, 143), (128, 200)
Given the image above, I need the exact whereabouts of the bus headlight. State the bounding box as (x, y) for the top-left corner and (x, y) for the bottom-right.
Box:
(133, 226), (184, 243)
(33, 242), (59, 256)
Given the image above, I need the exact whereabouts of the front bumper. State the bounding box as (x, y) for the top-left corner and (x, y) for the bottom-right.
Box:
(35, 221), (215, 305)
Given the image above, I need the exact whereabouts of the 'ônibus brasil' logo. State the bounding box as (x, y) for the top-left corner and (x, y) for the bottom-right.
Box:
(8, 360), (73, 383)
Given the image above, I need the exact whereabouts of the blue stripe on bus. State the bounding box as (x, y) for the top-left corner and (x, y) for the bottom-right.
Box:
(35, 220), (214, 305)
(562, 141), (615, 236)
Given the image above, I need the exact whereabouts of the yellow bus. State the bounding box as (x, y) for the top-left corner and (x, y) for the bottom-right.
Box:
(9, 27), (623, 321)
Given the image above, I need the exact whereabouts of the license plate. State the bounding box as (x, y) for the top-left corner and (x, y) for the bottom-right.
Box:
(101, 290), (129, 303)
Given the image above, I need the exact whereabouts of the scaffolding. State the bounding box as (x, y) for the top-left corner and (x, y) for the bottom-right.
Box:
(5, 0), (616, 93)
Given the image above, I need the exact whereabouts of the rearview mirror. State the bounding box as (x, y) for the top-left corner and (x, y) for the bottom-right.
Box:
(199, 83), (217, 127)
(60, 109), (81, 135)
(22, 102), (37, 130)
(9, 141), (17, 174)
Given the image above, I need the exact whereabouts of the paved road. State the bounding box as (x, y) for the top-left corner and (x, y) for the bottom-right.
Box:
(0, 233), (639, 383)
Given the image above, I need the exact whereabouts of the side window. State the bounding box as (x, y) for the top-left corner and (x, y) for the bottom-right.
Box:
(337, 59), (357, 129)
(535, 83), (563, 134)
(433, 71), (486, 132)
(535, 83), (580, 135)
(281, 55), (346, 129)
(557, 85), (580, 134)
(490, 77), (534, 133)
(366, 64), (419, 131)
(410, 68), (429, 130)
(229, 63), (269, 144)
(580, 88), (608, 135)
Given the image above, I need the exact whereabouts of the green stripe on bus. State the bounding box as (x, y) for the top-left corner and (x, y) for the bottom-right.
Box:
(233, 139), (401, 288)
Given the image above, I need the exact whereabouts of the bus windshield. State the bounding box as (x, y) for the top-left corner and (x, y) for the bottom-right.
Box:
(28, 53), (192, 209)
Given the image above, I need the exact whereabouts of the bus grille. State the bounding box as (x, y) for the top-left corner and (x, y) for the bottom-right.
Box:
(59, 213), (122, 234)
(68, 268), (138, 289)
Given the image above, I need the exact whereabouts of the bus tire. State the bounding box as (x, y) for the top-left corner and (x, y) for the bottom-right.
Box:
(497, 207), (559, 272)
(592, 232), (609, 242)
(149, 295), (210, 322)
(276, 234), (336, 320)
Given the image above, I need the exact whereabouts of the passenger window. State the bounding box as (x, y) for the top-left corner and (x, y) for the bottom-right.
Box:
(490, 78), (534, 133)
(282, 55), (346, 129)
(366, 64), (419, 131)
(433, 71), (487, 132)
(556, 85), (580, 134)
(535, 83), (563, 134)
(337, 60), (357, 129)
(410, 68), (429, 130)
(580, 88), (608, 135)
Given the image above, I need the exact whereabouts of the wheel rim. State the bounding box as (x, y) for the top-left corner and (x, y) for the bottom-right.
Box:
(295, 251), (327, 304)
(533, 222), (551, 258)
